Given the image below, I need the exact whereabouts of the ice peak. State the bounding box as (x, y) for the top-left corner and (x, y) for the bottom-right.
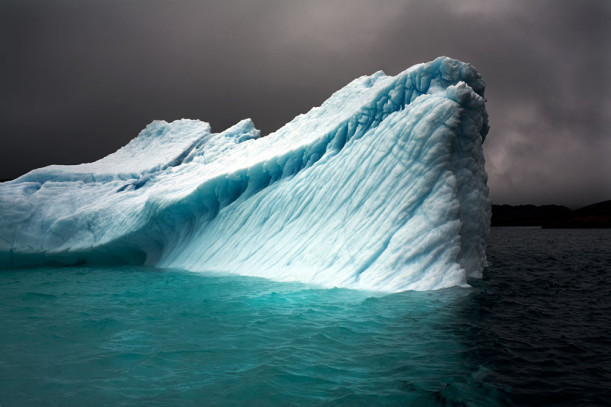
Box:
(221, 118), (261, 143)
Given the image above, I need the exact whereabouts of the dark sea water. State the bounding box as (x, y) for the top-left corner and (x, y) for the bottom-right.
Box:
(0, 227), (609, 406)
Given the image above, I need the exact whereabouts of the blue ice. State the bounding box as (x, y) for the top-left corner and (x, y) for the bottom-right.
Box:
(0, 57), (490, 292)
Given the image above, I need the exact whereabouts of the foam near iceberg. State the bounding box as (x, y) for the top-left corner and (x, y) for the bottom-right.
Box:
(0, 57), (490, 292)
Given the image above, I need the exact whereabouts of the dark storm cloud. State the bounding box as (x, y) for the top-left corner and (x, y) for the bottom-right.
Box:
(1, 0), (609, 207)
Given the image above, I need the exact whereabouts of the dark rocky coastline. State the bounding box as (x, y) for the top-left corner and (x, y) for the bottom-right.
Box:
(492, 200), (611, 228)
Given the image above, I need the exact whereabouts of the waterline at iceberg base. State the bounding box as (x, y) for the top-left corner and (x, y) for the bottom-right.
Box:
(0, 57), (490, 292)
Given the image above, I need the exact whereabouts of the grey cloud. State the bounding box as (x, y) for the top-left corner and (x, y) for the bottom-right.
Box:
(1, 0), (609, 207)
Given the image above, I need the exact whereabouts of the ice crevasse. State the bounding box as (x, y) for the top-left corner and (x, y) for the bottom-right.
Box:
(0, 57), (491, 292)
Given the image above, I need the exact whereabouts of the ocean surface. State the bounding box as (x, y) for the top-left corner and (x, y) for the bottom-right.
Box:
(1, 227), (609, 406)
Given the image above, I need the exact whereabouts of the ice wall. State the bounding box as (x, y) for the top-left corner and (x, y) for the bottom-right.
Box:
(0, 57), (490, 292)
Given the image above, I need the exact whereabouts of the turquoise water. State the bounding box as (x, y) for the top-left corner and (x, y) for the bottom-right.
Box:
(2, 228), (610, 406)
(0, 267), (502, 406)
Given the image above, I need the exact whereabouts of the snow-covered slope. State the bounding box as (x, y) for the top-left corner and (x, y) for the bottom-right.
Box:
(0, 57), (490, 292)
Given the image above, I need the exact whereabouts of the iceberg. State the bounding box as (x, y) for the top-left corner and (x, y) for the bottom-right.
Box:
(0, 57), (490, 292)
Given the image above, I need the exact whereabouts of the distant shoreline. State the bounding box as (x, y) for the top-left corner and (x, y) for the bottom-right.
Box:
(491, 201), (611, 228)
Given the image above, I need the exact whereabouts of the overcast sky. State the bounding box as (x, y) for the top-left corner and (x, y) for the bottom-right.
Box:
(1, 0), (610, 207)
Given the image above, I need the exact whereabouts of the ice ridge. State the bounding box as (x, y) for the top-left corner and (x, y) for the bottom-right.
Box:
(0, 57), (490, 292)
